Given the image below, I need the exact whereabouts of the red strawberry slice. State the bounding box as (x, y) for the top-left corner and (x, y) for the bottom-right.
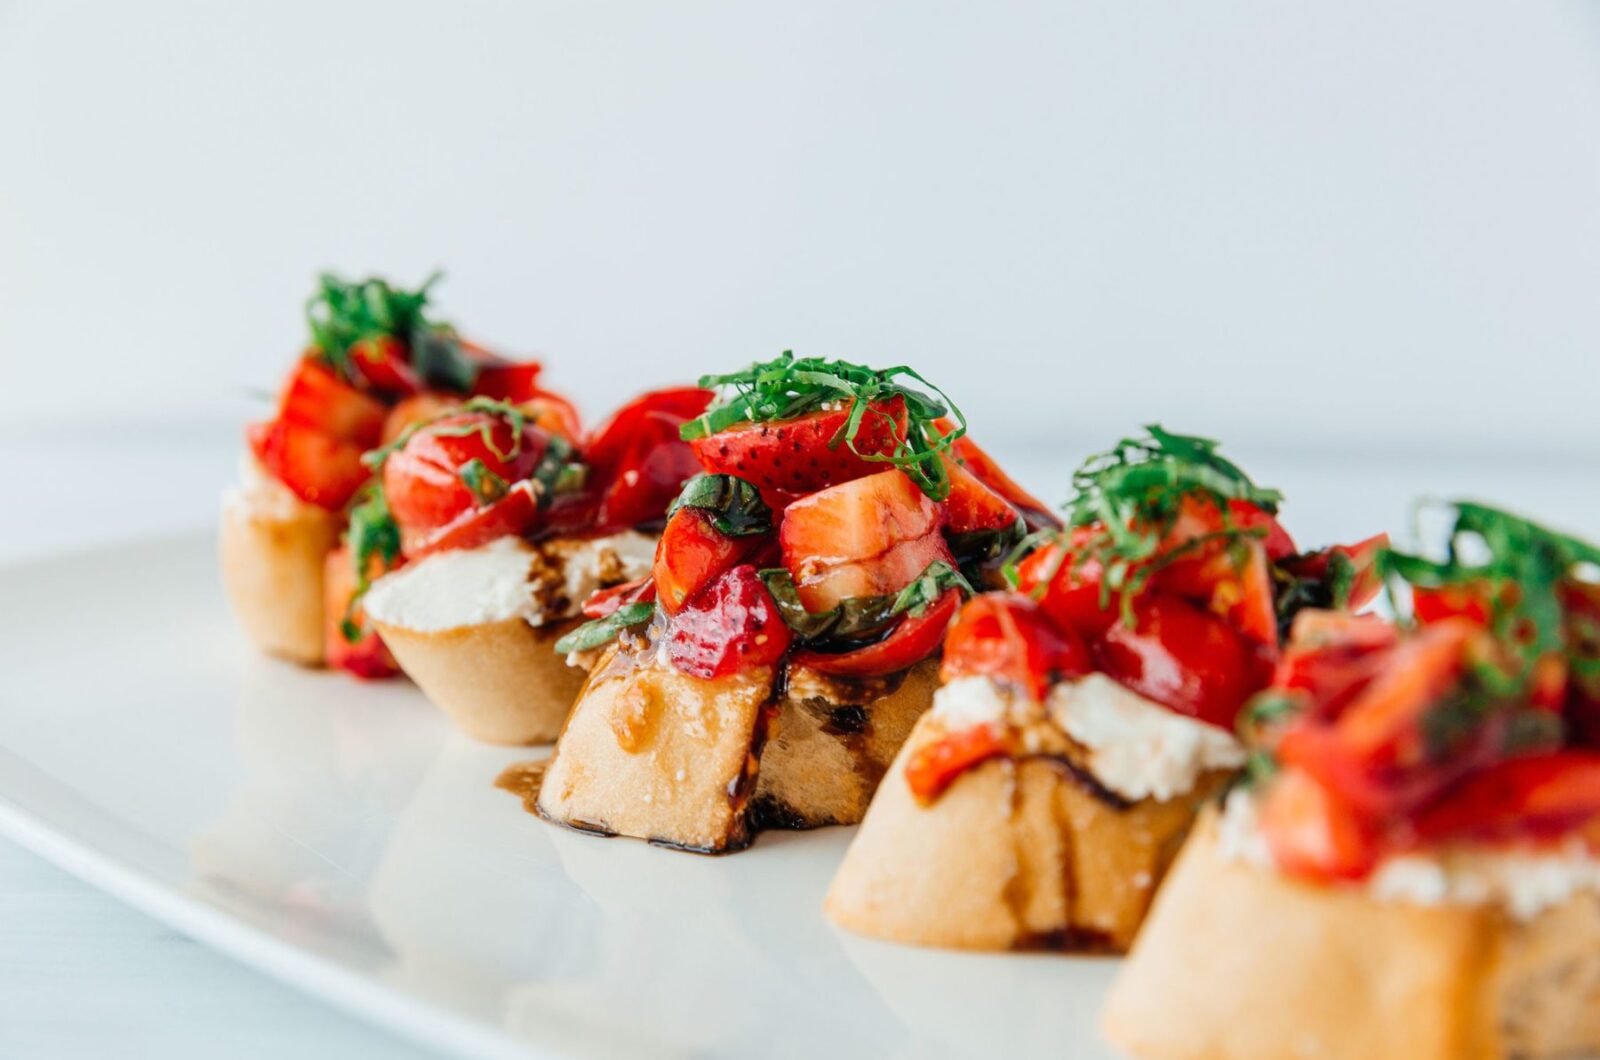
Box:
(941, 455), (1020, 534)
(690, 396), (909, 494)
(664, 564), (792, 679)
(279, 358), (387, 447)
(654, 508), (757, 615)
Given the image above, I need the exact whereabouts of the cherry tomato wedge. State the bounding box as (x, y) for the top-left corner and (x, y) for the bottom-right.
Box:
(791, 588), (963, 678)
(904, 723), (1012, 805)
(941, 593), (1092, 702)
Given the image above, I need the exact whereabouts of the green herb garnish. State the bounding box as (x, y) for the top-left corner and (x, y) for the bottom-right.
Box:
(553, 603), (656, 655)
(306, 271), (480, 393)
(759, 560), (971, 644)
(459, 459), (509, 506)
(340, 484), (402, 643)
(666, 474), (774, 537)
(679, 352), (967, 500)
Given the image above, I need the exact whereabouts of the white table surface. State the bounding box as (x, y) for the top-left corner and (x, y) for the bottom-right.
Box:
(3, 425), (1595, 1059)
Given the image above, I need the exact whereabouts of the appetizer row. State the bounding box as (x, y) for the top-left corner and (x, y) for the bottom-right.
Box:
(224, 273), (1600, 1060)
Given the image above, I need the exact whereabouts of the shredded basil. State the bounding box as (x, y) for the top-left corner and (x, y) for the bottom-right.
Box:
(666, 474), (773, 537)
(759, 560), (971, 644)
(340, 485), (401, 643)
(553, 603), (655, 655)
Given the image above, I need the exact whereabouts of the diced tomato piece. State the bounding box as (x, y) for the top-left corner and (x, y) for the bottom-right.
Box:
(933, 419), (1060, 531)
(941, 593), (1092, 702)
(1413, 752), (1600, 844)
(1012, 532), (1120, 638)
(664, 564), (792, 679)
(691, 397), (910, 495)
(323, 544), (401, 679)
(940, 455), (1021, 534)
(347, 335), (421, 397)
(1413, 582), (1495, 627)
(1332, 617), (1477, 763)
(1095, 594), (1263, 729)
(654, 508), (756, 615)
(383, 411), (549, 543)
(248, 418), (371, 511)
(586, 387), (714, 533)
(1259, 768), (1382, 882)
(581, 576), (657, 620)
(404, 481), (541, 560)
(1156, 536), (1278, 647)
(278, 358), (388, 447)
(1225, 499), (1297, 562)
(792, 589), (963, 678)
(904, 723), (1012, 805)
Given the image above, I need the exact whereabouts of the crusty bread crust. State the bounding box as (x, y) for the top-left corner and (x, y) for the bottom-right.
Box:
(219, 501), (339, 666)
(1102, 810), (1600, 1060)
(373, 616), (584, 745)
(824, 711), (1226, 952)
(536, 653), (777, 852)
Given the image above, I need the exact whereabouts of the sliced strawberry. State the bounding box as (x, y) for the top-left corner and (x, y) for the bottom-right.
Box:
(582, 577), (657, 620)
(586, 387), (713, 533)
(1332, 617), (1476, 763)
(664, 564), (792, 679)
(1095, 593), (1263, 729)
(792, 532), (953, 613)
(941, 593), (1092, 702)
(691, 397), (910, 494)
(780, 469), (941, 567)
(279, 358), (387, 447)
(1012, 531), (1120, 638)
(940, 455), (1020, 534)
(1412, 581), (1496, 627)
(1413, 752), (1600, 844)
(1283, 533), (1391, 612)
(1157, 536), (1278, 647)
(1226, 499), (1297, 561)
(654, 508), (756, 615)
(472, 360), (544, 404)
(904, 723), (1012, 805)
(248, 418), (371, 510)
(323, 544), (401, 679)
(380, 393), (463, 445)
(404, 481), (541, 560)
(791, 588), (963, 678)
(933, 419), (1060, 530)
(382, 412), (548, 542)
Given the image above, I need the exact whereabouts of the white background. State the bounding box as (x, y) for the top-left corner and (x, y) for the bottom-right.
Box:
(4, 1), (1600, 459)
(3, 3), (1600, 1057)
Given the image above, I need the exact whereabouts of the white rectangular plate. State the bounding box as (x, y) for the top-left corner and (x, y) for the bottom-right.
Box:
(0, 533), (1119, 1059)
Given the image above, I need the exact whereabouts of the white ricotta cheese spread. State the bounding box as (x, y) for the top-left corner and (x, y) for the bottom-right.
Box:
(554, 530), (656, 616)
(1217, 789), (1600, 921)
(1046, 673), (1246, 802)
(364, 537), (543, 632)
(929, 675), (1017, 729)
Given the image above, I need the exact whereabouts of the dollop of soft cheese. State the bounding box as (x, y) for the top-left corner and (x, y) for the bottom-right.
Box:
(222, 454), (311, 520)
(554, 531), (656, 617)
(930, 675), (1016, 729)
(364, 537), (542, 633)
(1046, 673), (1246, 802)
(1218, 789), (1600, 921)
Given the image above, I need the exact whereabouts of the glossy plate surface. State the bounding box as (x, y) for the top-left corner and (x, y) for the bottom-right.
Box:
(0, 533), (1118, 1060)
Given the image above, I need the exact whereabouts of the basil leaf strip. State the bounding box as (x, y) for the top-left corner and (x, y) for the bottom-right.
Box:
(759, 560), (972, 643)
(553, 603), (656, 655)
(666, 474), (773, 537)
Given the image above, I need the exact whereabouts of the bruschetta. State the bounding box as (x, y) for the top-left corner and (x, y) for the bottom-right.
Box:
(221, 271), (579, 676)
(535, 352), (1054, 852)
(361, 387), (712, 744)
(824, 426), (1386, 952)
(1104, 502), (1600, 1059)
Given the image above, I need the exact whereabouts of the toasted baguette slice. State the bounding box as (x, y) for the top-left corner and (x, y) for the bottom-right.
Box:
(536, 653), (940, 852)
(1102, 810), (1600, 1060)
(751, 660), (939, 830)
(219, 498), (340, 666)
(824, 710), (1228, 952)
(374, 616), (584, 744)
(536, 651), (778, 852)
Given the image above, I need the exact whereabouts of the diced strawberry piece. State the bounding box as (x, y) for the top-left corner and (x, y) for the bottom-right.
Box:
(1226, 499), (1297, 561)
(664, 564), (792, 679)
(940, 455), (1020, 534)
(690, 397), (910, 494)
(792, 532), (953, 613)
(380, 393), (463, 445)
(792, 588), (963, 678)
(472, 360), (544, 404)
(586, 388), (714, 533)
(780, 468), (941, 567)
(1413, 752), (1600, 844)
(582, 577), (656, 620)
(1095, 594), (1264, 729)
(1012, 531), (1120, 638)
(941, 593), (1093, 702)
(904, 723), (1012, 805)
(933, 419), (1060, 530)
(383, 412), (548, 542)
(248, 418), (371, 510)
(279, 358), (387, 447)
(1333, 617), (1476, 763)
(323, 544), (401, 679)
(1412, 582), (1495, 627)
(654, 508), (755, 615)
